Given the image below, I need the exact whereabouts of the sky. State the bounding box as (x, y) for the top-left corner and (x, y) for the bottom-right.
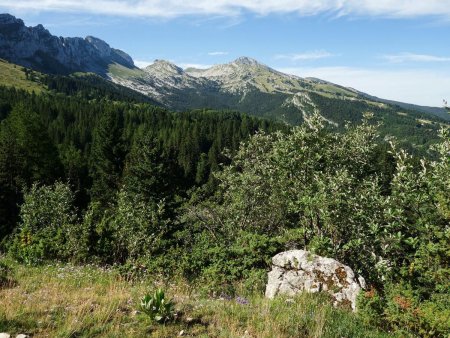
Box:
(0, 1), (449, 106)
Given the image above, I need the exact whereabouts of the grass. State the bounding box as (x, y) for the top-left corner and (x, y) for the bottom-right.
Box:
(108, 63), (145, 79)
(0, 257), (391, 337)
(417, 118), (434, 125)
(314, 84), (357, 98)
(0, 59), (46, 93)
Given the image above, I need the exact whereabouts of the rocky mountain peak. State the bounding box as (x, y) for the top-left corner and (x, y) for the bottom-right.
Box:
(85, 36), (111, 58)
(0, 13), (135, 75)
(145, 59), (184, 76)
(232, 56), (261, 66)
(0, 13), (23, 26)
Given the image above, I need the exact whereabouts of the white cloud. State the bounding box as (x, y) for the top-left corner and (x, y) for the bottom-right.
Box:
(275, 50), (335, 61)
(2, 0), (450, 19)
(208, 51), (229, 56)
(278, 66), (450, 106)
(383, 52), (450, 63)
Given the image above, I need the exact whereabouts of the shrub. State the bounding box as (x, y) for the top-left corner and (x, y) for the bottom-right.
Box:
(110, 190), (169, 263)
(186, 117), (450, 336)
(8, 182), (78, 264)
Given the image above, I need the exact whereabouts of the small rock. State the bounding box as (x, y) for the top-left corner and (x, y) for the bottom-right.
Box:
(0, 333), (10, 338)
(186, 317), (194, 324)
(179, 330), (185, 336)
(17, 335), (30, 338)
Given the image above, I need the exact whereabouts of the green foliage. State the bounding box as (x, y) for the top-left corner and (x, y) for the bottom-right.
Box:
(89, 108), (126, 207)
(0, 103), (61, 238)
(109, 190), (170, 263)
(8, 182), (78, 264)
(44, 73), (159, 104)
(187, 113), (386, 281)
(140, 288), (175, 323)
(122, 134), (170, 202)
(185, 115), (449, 336)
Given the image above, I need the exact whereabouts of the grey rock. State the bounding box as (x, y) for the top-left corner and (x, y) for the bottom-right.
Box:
(265, 250), (365, 311)
(16, 335), (30, 338)
(0, 333), (11, 338)
(0, 14), (135, 75)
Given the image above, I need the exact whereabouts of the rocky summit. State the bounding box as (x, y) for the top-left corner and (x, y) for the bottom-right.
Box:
(0, 14), (135, 75)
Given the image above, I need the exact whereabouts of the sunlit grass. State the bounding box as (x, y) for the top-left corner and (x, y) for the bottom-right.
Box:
(0, 59), (46, 93)
(0, 258), (391, 337)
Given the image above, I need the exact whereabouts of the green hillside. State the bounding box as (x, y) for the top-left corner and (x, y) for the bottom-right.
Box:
(0, 59), (46, 93)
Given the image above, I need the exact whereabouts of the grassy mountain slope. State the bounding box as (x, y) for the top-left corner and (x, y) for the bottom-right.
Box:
(0, 59), (159, 105)
(0, 58), (46, 93)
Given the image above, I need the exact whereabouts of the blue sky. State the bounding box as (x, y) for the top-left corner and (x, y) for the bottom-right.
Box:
(1, 1), (450, 106)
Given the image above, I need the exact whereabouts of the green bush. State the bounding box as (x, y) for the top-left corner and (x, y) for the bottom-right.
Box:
(186, 116), (450, 336)
(109, 190), (169, 263)
(8, 182), (78, 264)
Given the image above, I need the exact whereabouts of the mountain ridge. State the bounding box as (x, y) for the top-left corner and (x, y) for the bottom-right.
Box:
(0, 13), (135, 76)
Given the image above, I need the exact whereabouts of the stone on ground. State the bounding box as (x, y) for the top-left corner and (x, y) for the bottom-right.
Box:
(265, 250), (366, 311)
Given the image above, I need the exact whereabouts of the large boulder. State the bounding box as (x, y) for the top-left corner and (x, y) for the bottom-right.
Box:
(265, 250), (365, 311)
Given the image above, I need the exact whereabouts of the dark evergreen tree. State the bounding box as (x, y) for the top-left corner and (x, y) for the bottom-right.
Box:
(123, 134), (168, 202)
(0, 103), (61, 239)
(89, 108), (125, 207)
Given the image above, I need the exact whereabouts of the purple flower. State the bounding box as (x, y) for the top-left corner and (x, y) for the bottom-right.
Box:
(235, 296), (249, 305)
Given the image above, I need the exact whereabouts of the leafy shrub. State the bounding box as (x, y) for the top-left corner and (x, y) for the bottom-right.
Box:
(8, 182), (78, 264)
(109, 190), (169, 263)
(380, 283), (450, 337)
(139, 288), (175, 323)
(186, 116), (450, 336)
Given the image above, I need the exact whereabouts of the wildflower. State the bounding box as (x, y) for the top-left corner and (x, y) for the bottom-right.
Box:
(235, 296), (249, 305)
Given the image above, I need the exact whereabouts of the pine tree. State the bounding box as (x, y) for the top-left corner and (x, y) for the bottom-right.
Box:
(122, 134), (167, 202)
(89, 108), (125, 206)
(0, 103), (61, 238)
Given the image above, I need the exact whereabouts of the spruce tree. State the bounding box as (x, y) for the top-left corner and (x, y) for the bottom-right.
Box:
(0, 103), (61, 238)
(122, 134), (167, 202)
(89, 108), (125, 206)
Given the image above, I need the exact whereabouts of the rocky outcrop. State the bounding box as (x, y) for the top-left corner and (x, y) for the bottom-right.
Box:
(265, 250), (365, 311)
(0, 13), (135, 75)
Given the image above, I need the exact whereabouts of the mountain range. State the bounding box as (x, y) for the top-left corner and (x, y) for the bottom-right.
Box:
(0, 13), (448, 151)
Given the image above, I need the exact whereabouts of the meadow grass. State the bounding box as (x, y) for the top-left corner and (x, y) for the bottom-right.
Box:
(0, 257), (391, 337)
(0, 59), (46, 93)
